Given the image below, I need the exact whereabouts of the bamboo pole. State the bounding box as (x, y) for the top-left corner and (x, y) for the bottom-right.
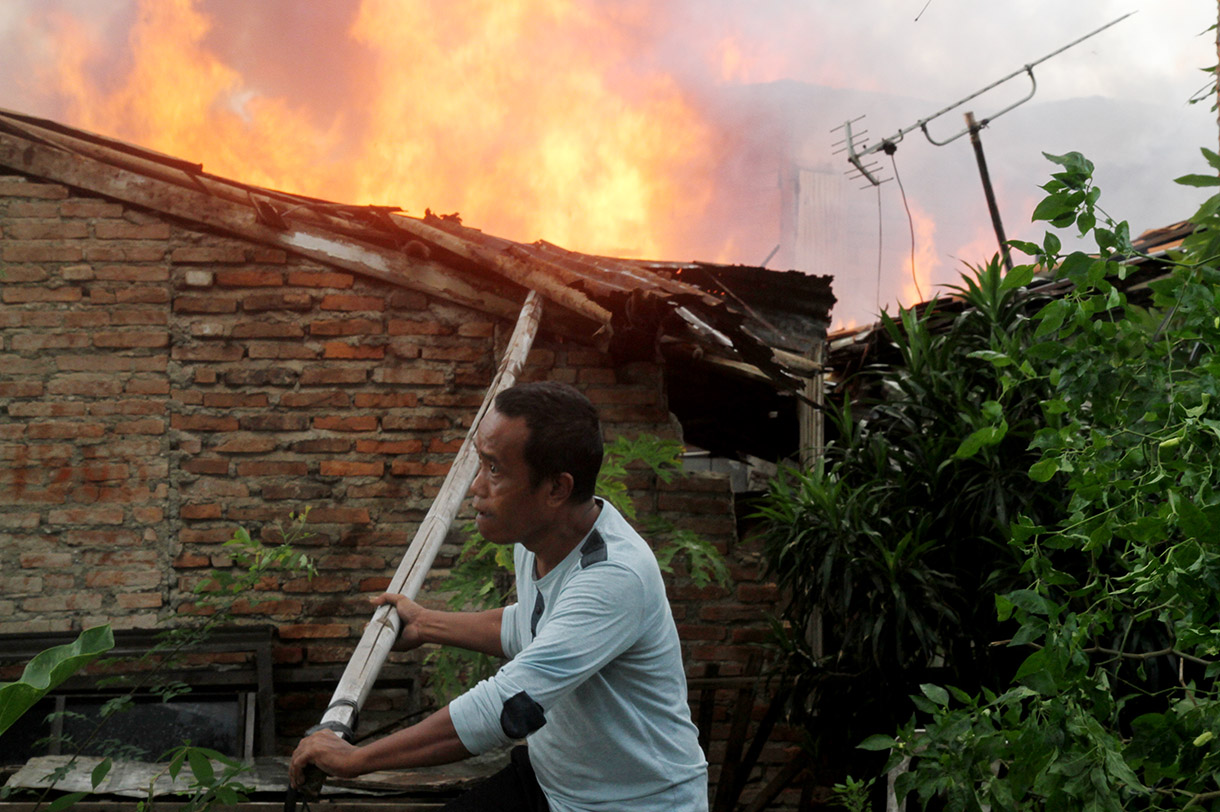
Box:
(298, 290), (544, 795)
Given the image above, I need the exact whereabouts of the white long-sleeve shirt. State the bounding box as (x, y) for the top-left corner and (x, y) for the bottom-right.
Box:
(448, 500), (709, 811)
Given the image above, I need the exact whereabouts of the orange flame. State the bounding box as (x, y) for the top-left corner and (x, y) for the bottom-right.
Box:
(37, 0), (723, 260)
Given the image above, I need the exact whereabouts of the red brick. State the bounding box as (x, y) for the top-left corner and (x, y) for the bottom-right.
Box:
(171, 246), (246, 263)
(457, 321), (495, 338)
(202, 392), (269, 408)
(353, 393), (418, 408)
(183, 458), (230, 475)
(6, 201), (61, 216)
(94, 222), (171, 239)
(10, 333), (92, 352)
(180, 503), (222, 519)
(306, 507), (371, 524)
(390, 460), (451, 477)
(172, 414), (240, 432)
(290, 438), (352, 454)
(173, 296), (238, 313)
(61, 528), (140, 545)
(48, 506), (125, 525)
(93, 330), (169, 348)
(323, 342), (385, 360)
(172, 345), (244, 362)
(300, 368), (366, 386)
(111, 309), (166, 326)
(117, 593), (164, 609)
(235, 460), (309, 476)
(19, 552), (75, 569)
(320, 460), (384, 477)
(309, 318), (383, 337)
(61, 199), (123, 217)
(174, 552), (212, 568)
(373, 368), (445, 386)
(382, 414), (450, 431)
(95, 265), (170, 282)
(287, 270), (354, 288)
(313, 415), (378, 432)
(429, 438), (463, 453)
(246, 342), (319, 360)
(355, 439), (424, 454)
(116, 418), (166, 435)
(212, 434), (278, 454)
(243, 291), (314, 311)
(0, 381), (43, 398)
(113, 286), (171, 304)
(27, 422), (106, 440)
(47, 374), (124, 397)
(387, 319), (452, 336)
(240, 414), (309, 432)
(215, 269), (283, 287)
(5, 221), (87, 240)
(3, 286), (83, 303)
(280, 391), (350, 409)
(321, 294), (385, 311)
(421, 345), (485, 362)
(84, 242), (166, 262)
(231, 321), (305, 339)
(85, 569), (161, 589)
(0, 266), (51, 283)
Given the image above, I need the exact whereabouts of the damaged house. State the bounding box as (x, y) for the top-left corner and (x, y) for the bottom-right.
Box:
(0, 108), (834, 808)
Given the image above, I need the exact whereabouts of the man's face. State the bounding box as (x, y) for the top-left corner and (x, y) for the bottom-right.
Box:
(470, 407), (555, 546)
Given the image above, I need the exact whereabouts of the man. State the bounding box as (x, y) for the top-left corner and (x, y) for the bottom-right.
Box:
(290, 381), (709, 811)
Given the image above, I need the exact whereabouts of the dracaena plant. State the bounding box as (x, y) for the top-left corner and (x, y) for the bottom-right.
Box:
(753, 252), (1062, 778)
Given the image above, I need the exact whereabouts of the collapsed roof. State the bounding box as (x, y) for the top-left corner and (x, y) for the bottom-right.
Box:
(0, 108), (834, 400)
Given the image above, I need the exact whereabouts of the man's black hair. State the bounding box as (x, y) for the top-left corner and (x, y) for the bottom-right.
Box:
(494, 381), (603, 503)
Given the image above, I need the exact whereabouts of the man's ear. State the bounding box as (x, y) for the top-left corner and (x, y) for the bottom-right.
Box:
(547, 472), (575, 506)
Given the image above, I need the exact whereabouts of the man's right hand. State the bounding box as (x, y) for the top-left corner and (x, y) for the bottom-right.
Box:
(371, 592), (430, 650)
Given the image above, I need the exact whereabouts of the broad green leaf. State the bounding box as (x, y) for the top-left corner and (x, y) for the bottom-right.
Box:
(45, 792), (88, 812)
(1034, 299), (1070, 338)
(920, 683), (950, 706)
(1174, 173), (1220, 188)
(0, 626), (114, 737)
(1029, 459), (1060, 482)
(187, 749), (215, 785)
(91, 758), (112, 790)
(858, 734), (897, 751)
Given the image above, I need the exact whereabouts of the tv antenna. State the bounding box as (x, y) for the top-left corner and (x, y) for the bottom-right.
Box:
(832, 12), (1133, 269)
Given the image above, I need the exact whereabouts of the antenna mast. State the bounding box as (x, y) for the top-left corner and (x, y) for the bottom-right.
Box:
(832, 13), (1133, 269)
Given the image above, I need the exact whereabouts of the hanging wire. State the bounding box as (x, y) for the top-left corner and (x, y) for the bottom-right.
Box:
(889, 151), (925, 303)
(875, 183), (884, 313)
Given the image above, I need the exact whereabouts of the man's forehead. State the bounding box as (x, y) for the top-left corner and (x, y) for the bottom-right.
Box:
(476, 408), (529, 456)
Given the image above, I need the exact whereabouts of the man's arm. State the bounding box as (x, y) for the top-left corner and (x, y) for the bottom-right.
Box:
(372, 593), (505, 657)
(289, 705), (472, 787)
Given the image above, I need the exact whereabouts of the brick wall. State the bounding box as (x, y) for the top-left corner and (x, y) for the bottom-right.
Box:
(0, 170), (799, 802)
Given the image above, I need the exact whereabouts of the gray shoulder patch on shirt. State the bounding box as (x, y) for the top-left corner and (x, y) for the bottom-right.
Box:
(530, 591), (545, 638)
(500, 690), (546, 739)
(579, 529), (607, 568)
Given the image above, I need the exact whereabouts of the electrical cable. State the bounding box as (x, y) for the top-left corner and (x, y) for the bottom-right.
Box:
(889, 151), (925, 303)
(875, 182), (884, 313)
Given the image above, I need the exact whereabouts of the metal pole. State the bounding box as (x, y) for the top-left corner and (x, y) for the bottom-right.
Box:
(965, 112), (1012, 272)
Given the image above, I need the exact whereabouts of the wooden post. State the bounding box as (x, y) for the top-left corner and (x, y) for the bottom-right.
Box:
(299, 291), (544, 795)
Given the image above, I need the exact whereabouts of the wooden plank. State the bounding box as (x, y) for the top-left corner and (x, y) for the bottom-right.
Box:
(307, 292), (544, 768)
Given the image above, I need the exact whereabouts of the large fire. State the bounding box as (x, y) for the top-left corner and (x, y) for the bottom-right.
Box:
(38, 0), (722, 261)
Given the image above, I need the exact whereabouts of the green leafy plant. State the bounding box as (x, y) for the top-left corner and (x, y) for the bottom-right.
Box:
(424, 434), (729, 703)
(865, 150), (1220, 810)
(753, 256), (1060, 776)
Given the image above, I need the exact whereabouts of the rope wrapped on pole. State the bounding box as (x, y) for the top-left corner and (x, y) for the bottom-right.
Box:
(293, 290), (544, 800)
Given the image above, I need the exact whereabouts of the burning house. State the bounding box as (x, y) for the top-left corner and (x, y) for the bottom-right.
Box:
(0, 107), (833, 809)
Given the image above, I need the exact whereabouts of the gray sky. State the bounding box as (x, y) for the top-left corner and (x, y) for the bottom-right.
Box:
(1, 1), (1215, 326)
